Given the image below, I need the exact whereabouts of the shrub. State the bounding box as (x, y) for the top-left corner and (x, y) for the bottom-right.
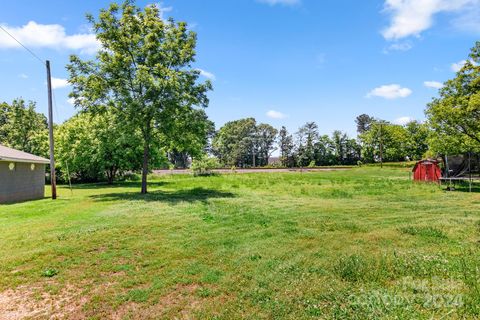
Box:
(308, 160), (316, 168)
(190, 157), (220, 176)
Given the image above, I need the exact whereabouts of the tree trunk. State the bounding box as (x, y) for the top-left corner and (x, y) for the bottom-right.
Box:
(141, 141), (149, 194)
(107, 167), (116, 185)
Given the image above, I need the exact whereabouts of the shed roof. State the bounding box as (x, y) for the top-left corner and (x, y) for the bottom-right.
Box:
(0, 144), (50, 164)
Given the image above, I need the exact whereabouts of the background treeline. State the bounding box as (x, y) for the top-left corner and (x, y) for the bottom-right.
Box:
(0, 98), (429, 178)
(210, 116), (429, 168)
(1, 41), (479, 183)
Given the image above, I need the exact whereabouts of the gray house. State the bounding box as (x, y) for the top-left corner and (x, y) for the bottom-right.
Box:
(0, 145), (50, 203)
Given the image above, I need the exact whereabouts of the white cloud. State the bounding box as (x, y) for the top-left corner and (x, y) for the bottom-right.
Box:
(383, 41), (413, 53)
(153, 3), (173, 20)
(266, 110), (288, 119)
(381, 0), (478, 40)
(18, 73), (28, 79)
(451, 60), (466, 72)
(67, 97), (76, 105)
(197, 68), (216, 80)
(393, 116), (414, 125)
(451, 59), (478, 72)
(51, 77), (69, 89)
(423, 80), (443, 89)
(0, 21), (100, 54)
(257, 0), (300, 6)
(366, 84), (412, 99)
(452, 2), (480, 32)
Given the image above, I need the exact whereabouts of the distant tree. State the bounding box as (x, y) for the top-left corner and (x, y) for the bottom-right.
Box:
(296, 122), (318, 166)
(256, 123), (278, 166)
(0, 99), (49, 157)
(404, 121), (429, 160)
(331, 130), (361, 165)
(359, 121), (408, 163)
(426, 41), (480, 155)
(332, 130), (347, 163)
(213, 118), (278, 167)
(164, 109), (215, 168)
(278, 126), (295, 167)
(313, 135), (335, 166)
(67, 1), (211, 193)
(212, 118), (257, 167)
(344, 138), (362, 164)
(355, 114), (375, 135)
(0, 103), (8, 142)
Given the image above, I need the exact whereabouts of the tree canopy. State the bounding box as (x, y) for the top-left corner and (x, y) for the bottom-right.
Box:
(67, 0), (211, 193)
(0, 99), (49, 158)
(426, 41), (480, 155)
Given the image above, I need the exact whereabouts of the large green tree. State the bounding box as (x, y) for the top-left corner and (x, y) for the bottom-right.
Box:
(67, 1), (211, 193)
(212, 118), (278, 167)
(255, 123), (278, 166)
(404, 121), (429, 160)
(426, 41), (480, 155)
(212, 118), (257, 167)
(359, 121), (409, 163)
(0, 99), (49, 157)
(56, 112), (160, 183)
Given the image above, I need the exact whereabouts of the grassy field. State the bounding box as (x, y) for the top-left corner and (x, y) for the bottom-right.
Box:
(1, 167), (479, 319)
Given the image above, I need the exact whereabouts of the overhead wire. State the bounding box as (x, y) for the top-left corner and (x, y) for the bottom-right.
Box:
(0, 24), (45, 65)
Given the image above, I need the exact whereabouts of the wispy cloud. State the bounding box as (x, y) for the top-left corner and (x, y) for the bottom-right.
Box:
(266, 110), (288, 119)
(423, 80), (443, 89)
(383, 41), (413, 53)
(449, 59), (478, 72)
(153, 2), (173, 20)
(0, 21), (99, 54)
(51, 77), (70, 89)
(393, 116), (414, 125)
(18, 73), (28, 79)
(257, 0), (301, 6)
(197, 68), (216, 80)
(366, 84), (412, 99)
(381, 0), (480, 40)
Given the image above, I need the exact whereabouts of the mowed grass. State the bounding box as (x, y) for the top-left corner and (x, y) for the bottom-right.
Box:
(1, 167), (480, 319)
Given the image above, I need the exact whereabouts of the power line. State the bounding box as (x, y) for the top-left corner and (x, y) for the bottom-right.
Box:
(52, 89), (60, 120)
(0, 24), (45, 65)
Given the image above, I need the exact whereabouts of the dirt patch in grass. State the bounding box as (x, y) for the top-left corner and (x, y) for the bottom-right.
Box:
(113, 283), (218, 319)
(0, 283), (88, 319)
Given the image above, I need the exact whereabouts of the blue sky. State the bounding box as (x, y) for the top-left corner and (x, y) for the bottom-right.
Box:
(0, 0), (479, 138)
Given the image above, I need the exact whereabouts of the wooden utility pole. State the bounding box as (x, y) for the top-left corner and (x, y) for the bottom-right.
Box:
(46, 60), (57, 200)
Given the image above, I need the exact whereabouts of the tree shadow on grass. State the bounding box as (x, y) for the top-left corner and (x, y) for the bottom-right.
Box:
(89, 187), (236, 204)
(65, 181), (170, 190)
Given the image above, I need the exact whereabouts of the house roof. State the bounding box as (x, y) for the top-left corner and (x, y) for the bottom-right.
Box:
(0, 144), (50, 164)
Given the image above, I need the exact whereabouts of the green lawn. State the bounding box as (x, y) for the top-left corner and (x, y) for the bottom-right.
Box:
(1, 168), (479, 319)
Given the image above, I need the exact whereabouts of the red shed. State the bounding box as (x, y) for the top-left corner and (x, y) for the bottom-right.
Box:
(412, 160), (442, 182)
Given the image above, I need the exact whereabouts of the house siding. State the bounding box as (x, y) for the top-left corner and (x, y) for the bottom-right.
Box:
(0, 161), (46, 203)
